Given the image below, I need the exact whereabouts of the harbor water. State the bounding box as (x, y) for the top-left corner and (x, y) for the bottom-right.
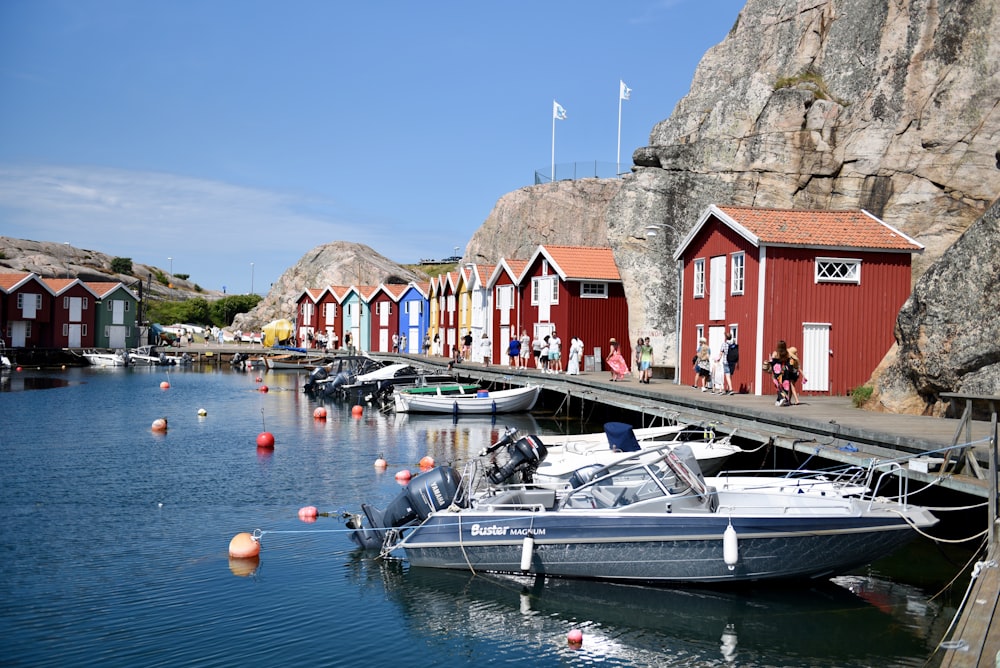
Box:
(0, 366), (973, 666)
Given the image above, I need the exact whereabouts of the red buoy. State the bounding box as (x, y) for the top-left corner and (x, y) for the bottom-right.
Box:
(313, 407), (327, 420)
(567, 629), (583, 647)
(255, 376), (262, 383)
(259, 385), (269, 393)
(394, 469), (412, 482)
(256, 432), (275, 448)
(298, 505), (319, 522)
(160, 381), (170, 389)
(151, 417), (168, 432)
(351, 405), (363, 418)
(229, 532), (260, 558)
(419, 455), (435, 469)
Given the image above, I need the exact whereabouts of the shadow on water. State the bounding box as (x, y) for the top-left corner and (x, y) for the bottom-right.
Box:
(0, 370), (73, 392)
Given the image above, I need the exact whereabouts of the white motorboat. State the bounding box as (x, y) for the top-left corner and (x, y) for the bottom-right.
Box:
(81, 349), (130, 367)
(346, 438), (938, 584)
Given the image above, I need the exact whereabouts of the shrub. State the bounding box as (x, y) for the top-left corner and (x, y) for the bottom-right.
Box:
(111, 257), (133, 274)
(851, 384), (874, 408)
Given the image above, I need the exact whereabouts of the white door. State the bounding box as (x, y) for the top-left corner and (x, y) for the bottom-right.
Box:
(379, 328), (389, 352)
(69, 297), (83, 322)
(68, 324), (82, 347)
(538, 277), (554, 322)
(109, 325), (127, 348)
(709, 256), (726, 321)
(11, 321), (27, 347)
(499, 325), (510, 366)
(112, 300), (125, 325)
(802, 323), (830, 392)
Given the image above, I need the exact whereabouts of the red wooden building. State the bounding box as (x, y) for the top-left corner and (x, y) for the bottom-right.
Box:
(368, 283), (406, 353)
(42, 278), (99, 348)
(673, 205), (923, 396)
(488, 258), (528, 366)
(316, 285), (348, 349)
(517, 246), (630, 370)
(294, 288), (323, 348)
(1, 272), (54, 348)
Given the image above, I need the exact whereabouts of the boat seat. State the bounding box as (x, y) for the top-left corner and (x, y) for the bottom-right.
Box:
(591, 485), (628, 508)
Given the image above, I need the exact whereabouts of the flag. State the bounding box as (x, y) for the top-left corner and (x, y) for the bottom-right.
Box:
(620, 80), (631, 101)
(553, 101), (567, 120)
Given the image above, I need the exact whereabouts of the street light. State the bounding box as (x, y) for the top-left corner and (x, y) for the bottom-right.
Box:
(168, 257), (173, 275)
(251, 262), (255, 295)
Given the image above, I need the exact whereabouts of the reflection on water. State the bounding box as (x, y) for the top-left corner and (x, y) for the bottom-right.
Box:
(354, 555), (947, 667)
(0, 370), (73, 392)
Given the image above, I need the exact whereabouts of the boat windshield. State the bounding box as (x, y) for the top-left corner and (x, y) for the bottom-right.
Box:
(561, 455), (676, 509)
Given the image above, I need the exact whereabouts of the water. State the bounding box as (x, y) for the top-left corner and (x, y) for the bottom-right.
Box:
(0, 367), (969, 666)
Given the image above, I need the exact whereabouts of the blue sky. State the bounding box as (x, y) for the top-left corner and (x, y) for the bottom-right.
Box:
(0, 0), (744, 295)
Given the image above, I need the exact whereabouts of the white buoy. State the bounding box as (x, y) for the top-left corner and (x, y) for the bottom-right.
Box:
(723, 523), (739, 570)
(520, 534), (534, 570)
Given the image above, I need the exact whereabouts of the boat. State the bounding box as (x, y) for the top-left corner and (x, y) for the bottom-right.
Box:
(392, 384), (540, 415)
(81, 349), (130, 367)
(346, 434), (937, 584)
(0, 339), (11, 370)
(265, 353), (334, 370)
(534, 421), (742, 479)
(303, 355), (388, 397)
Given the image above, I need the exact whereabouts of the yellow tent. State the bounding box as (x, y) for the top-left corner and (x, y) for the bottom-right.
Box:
(262, 319), (294, 347)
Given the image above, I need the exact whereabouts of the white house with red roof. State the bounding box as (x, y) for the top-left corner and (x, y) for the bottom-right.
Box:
(672, 205), (923, 396)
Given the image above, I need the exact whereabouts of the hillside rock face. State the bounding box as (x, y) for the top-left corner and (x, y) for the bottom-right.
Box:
(606, 0), (1000, 386)
(871, 197), (1000, 414)
(231, 241), (426, 331)
(464, 180), (622, 263)
(0, 236), (216, 301)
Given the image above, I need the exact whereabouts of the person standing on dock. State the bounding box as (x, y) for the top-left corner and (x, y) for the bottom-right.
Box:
(519, 330), (531, 368)
(549, 331), (562, 373)
(694, 338), (711, 391)
(567, 336), (583, 375)
(508, 334), (521, 368)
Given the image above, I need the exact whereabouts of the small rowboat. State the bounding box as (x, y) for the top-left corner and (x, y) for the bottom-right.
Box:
(393, 384), (540, 415)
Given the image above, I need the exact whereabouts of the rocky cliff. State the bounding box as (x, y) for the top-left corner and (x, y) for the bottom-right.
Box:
(465, 179), (622, 262)
(231, 241), (427, 331)
(0, 236), (216, 301)
(604, 0), (1000, 387)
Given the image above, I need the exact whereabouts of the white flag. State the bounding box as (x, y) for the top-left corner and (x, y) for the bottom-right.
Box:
(620, 80), (631, 101)
(553, 101), (567, 120)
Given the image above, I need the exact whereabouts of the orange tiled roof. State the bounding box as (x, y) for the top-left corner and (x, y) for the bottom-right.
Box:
(42, 278), (77, 293)
(717, 206), (923, 251)
(84, 281), (123, 297)
(381, 283), (408, 299)
(0, 272), (34, 291)
(543, 246), (621, 280)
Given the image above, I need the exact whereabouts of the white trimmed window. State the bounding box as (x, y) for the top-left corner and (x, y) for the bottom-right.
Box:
(816, 258), (861, 284)
(581, 282), (608, 298)
(730, 252), (745, 295)
(693, 259), (706, 298)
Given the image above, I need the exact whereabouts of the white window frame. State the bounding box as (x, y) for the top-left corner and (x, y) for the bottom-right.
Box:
(530, 276), (559, 305)
(693, 259), (706, 298)
(580, 282), (608, 299)
(730, 252), (745, 295)
(815, 257), (862, 284)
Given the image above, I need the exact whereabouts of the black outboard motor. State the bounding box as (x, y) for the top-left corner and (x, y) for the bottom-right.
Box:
(487, 434), (548, 485)
(347, 466), (464, 550)
(304, 365), (328, 392)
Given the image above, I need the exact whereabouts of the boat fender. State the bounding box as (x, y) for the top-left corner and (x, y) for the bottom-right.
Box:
(723, 523), (738, 570)
(520, 533), (535, 571)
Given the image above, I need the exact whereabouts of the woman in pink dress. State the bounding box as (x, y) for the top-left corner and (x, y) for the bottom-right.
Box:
(606, 338), (628, 381)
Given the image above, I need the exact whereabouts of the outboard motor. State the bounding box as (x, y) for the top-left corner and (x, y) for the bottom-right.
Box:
(304, 365), (329, 392)
(347, 466), (464, 550)
(487, 435), (548, 485)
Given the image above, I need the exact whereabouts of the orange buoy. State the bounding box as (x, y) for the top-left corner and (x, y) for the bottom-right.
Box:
(160, 381), (170, 389)
(394, 469), (412, 482)
(567, 629), (583, 647)
(151, 418), (168, 432)
(256, 432), (275, 448)
(374, 456), (387, 468)
(313, 407), (327, 420)
(351, 405), (363, 417)
(229, 532), (260, 558)
(298, 505), (319, 522)
(419, 455), (435, 469)
(259, 385), (269, 393)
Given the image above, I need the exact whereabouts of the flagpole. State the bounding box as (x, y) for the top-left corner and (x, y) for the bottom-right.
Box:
(552, 101), (566, 182)
(617, 92), (623, 176)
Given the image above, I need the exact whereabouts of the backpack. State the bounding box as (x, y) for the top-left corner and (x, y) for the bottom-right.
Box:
(726, 342), (739, 367)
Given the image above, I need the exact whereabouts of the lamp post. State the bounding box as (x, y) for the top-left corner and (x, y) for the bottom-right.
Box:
(250, 262), (255, 295)
(168, 257), (173, 275)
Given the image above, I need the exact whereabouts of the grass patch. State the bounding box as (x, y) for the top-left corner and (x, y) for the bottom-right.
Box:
(851, 384), (874, 408)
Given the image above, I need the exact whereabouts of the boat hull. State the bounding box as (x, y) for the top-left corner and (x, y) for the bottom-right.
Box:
(395, 507), (933, 583)
(394, 385), (540, 414)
